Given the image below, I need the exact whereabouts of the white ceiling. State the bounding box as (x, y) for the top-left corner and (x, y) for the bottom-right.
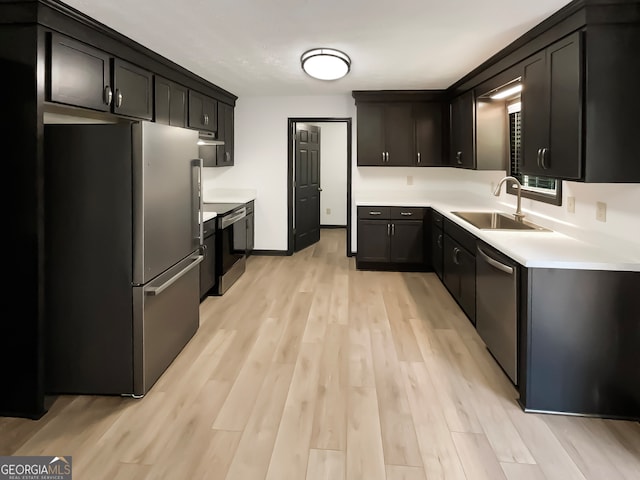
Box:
(62, 0), (573, 97)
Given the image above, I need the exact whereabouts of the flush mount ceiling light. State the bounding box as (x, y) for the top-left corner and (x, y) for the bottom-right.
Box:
(301, 48), (351, 81)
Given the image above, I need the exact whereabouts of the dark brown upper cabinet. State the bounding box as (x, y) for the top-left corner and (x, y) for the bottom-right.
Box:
(48, 33), (152, 120)
(413, 103), (444, 166)
(357, 102), (414, 166)
(521, 32), (582, 180)
(450, 90), (475, 169)
(188, 90), (217, 133)
(48, 33), (111, 112)
(112, 59), (153, 120)
(154, 76), (187, 128)
(216, 102), (234, 166)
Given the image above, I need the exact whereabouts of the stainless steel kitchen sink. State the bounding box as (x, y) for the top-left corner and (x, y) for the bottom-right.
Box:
(452, 211), (550, 231)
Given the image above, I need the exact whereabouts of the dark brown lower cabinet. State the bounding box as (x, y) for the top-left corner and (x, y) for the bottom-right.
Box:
(442, 235), (476, 324)
(356, 206), (427, 270)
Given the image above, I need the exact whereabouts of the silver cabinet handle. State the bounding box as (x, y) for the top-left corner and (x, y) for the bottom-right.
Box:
(115, 89), (123, 108)
(387, 224), (391, 236)
(391, 223), (395, 236)
(437, 233), (442, 248)
(536, 148), (541, 168)
(226, 151), (230, 162)
(103, 86), (113, 106)
(203, 113), (209, 126)
(145, 255), (203, 296)
(452, 247), (460, 265)
(400, 212), (413, 216)
(541, 148), (549, 169)
(456, 151), (463, 165)
(417, 152), (421, 164)
(369, 211), (382, 215)
(381, 152), (385, 162)
(477, 246), (514, 275)
(386, 152), (389, 162)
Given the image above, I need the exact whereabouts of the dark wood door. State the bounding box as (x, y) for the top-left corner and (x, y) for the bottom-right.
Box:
(431, 226), (444, 279)
(385, 103), (414, 166)
(357, 220), (390, 263)
(521, 51), (548, 176)
(390, 221), (424, 263)
(112, 59), (153, 120)
(356, 103), (386, 165)
(199, 231), (216, 298)
(48, 33), (111, 112)
(414, 103), (443, 166)
(216, 103), (234, 166)
(188, 90), (217, 132)
(294, 123), (321, 251)
(547, 33), (582, 179)
(450, 91), (475, 168)
(457, 245), (476, 324)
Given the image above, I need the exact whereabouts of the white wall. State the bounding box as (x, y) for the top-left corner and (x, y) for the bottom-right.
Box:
(308, 122), (347, 226)
(202, 95), (356, 251)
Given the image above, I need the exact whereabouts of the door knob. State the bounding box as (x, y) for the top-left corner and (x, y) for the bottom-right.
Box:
(318, 187), (323, 192)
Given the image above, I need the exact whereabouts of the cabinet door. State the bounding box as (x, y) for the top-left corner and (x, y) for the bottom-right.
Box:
(199, 233), (216, 298)
(390, 220), (424, 263)
(216, 103), (234, 166)
(443, 235), (460, 298)
(431, 227), (444, 280)
(357, 220), (390, 263)
(521, 51), (548, 176)
(547, 33), (582, 179)
(450, 91), (474, 168)
(112, 59), (153, 120)
(49, 33), (111, 112)
(384, 103), (414, 166)
(169, 82), (188, 128)
(154, 77), (171, 125)
(356, 103), (386, 166)
(188, 91), (217, 132)
(457, 246), (476, 324)
(414, 103), (444, 166)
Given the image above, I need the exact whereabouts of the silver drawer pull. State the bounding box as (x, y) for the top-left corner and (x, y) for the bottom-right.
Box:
(400, 212), (413, 216)
(369, 211), (382, 215)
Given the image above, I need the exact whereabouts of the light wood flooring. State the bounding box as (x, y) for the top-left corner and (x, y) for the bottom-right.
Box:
(2, 228), (639, 479)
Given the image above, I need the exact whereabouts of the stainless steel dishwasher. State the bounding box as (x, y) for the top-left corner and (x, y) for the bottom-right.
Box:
(475, 241), (519, 385)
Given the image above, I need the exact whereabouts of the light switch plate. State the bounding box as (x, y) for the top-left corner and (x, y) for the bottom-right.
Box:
(567, 196), (575, 213)
(596, 201), (607, 222)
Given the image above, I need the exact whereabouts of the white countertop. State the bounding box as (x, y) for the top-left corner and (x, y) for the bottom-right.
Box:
(202, 212), (217, 223)
(355, 190), (640, 272)
(203, 188), (257, 204)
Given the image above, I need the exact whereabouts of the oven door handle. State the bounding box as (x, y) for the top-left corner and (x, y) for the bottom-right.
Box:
(145, 255), (203, 296)
(221, 207), (247, 229)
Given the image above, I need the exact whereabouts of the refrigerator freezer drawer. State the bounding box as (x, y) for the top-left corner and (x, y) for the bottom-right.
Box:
(132, 254), (202, 396)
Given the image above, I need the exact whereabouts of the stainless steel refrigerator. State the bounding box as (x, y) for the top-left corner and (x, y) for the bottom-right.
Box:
(44, 121), (203, 397)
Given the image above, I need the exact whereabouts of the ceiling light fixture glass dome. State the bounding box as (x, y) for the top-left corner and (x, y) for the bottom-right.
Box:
(301, 48), (351, 81)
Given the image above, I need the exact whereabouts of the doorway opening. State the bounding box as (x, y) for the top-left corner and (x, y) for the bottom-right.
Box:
(287, 117), (352, 256)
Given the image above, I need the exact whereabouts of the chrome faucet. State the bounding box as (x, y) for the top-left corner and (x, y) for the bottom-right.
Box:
(493, 176), (525, 221)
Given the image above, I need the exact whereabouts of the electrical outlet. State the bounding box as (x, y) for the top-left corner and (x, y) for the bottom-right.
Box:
(596, 201), (607, 222)
(407, 175), (413, 186)
(326, 208), (331, 215)
(567, 196), (575, 214)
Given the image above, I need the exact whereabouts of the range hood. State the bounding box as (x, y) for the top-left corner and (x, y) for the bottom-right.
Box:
(198, 131), (225, 146)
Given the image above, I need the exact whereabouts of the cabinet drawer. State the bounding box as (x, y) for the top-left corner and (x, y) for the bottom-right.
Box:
(444, 217), (477, 254)
(202, 218), (216, 238)
(432, 210), (443, 229)
(358, 206), (390, 219)
(390, 206), (426, 220)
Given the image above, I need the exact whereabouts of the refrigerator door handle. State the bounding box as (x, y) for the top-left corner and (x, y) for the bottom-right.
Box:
(197, 158), (204, 245)
(145, 255), (203, 296)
